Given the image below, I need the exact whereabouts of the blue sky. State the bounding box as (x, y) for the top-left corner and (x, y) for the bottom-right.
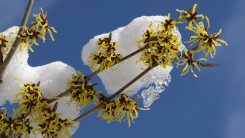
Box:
(0, 0), (244, 138)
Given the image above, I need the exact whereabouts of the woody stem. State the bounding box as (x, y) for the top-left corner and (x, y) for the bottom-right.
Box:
(0, 0), (35, 85)
(46, 44), (150, 105)
(0, 0), (35, 135)
(50, 97), (142, 137)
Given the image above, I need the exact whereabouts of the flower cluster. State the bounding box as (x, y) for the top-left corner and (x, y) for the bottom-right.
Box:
(136, 4), (227, 77)
(97, 90), (150, 127)
(34, 105), (78, 138)
(184, 16), (228, 58)
(0, 77), (78, 138)
(0, 108), (35, 138)
(0, 34), (14, 55)
(0, 78), (44, 138)
(10, 77), (51, 119)
(65, 70), (103, 111)
(8, 7), (57, 55)
(136, 16), (186, 70)
(31, 8), (56, 42)
(175, 50), (207, 77)
(88, 36), (124, 73)
(176, 4), (204, 30)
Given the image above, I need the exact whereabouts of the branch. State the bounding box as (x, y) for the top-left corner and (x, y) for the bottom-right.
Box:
(84, 43), (150, 82)
(49, 42), (199, 136)
(109, 62), (158, 101)
(50, 63), (158, 137)
(177, 44), (199, 58)
(46, 41), (196, 105)
(0, 81), (96, 135)
(176, 44), (218, 69)
(0, 53), (3, 65)
(46, 43), (150, 105)
(51, 97), (142, 137)
(47, 83), (98, 104)
(0, 0), (35, 84)
(53, 102), (58, 113)
(196, 62), (218, 69)
(73, 96), (142, 122)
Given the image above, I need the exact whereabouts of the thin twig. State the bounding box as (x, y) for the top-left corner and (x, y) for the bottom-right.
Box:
(12, 82), (97, 121)
(0, 0), (35, 85)
(74, 96), (141, 122)
(50, 63), (158, 137)
(47, 83), (98, 104)
(50, 43), (199, 136)
(0, 53), (3, 65)
(177, 44), (199, 58)
(51, 97), (142, 137)
(109, 62), (158, 101)
(63, 43), (200, 128)
(46, 43), (197, 105)
(196, 62), (218, 69)
(53, 102), (58, 113)
(46, 44), (150, 105)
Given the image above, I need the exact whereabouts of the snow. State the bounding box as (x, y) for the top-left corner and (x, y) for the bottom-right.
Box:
(82, 15), (186, 107)
(0, 15), (186, 138)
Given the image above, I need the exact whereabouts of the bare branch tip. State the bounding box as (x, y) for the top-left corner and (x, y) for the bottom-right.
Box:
(54, 102), (58, 113)
(109, 32), (112, 41)
(133, 97), (141, 101)
(44, 11), (47, 18)
(37, 81), (41, 86)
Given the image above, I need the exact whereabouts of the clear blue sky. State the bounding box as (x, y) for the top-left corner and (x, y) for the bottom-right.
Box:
(0, 0), (244, 138)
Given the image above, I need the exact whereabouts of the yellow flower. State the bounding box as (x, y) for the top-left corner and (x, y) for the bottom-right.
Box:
(155, 29), (185, 60)
(136, 20), (187, 71)
(0, 107), (8, 131)
(136, 25), (186, 70)
(89, 38), (124, 73)
(157, 13), (185, 34)
(10, 77), (60, 121)
(14, 113), (36, 138)
(176, 4), (204, 30)
(17, 26), (45, 53)
(19, 39), (35, 54)
(32, 7), (57, 42)
(184, 16), (228, 58)
(65, 70), (103, 111)
(88, 51), (123, 73)
(136, 21), (157, 49)
(175, 50), (207, 77)
(33, 105), (79, 138)
(97, 38), (106, 46)
(97, 90), (150, 127)
(0, 108), (33, 138)
(135, 49), (162, 70)
(65, 70), (85, 90)
(0, 33), (14, 55)
(100, 41), (120, 58)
